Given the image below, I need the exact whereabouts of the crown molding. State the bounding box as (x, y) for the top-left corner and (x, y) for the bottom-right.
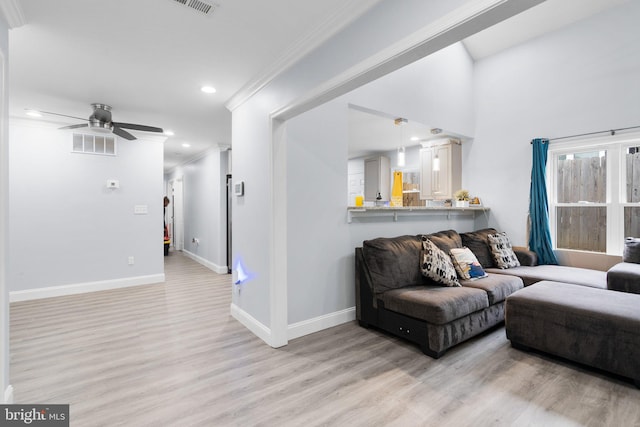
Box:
(225, 0), (381, 112)
(0, 0), (26, 29)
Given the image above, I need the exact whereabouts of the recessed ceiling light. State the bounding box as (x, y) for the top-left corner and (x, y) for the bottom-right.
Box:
(182, 143), (191, 148)
(25, 109), (42, 117)
(201, 86), (216, 94)
(164, 130), (175, 136)
(410, 136), (419, 141)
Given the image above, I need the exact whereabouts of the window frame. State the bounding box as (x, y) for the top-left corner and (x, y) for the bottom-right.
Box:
(547, 132), (640, 256)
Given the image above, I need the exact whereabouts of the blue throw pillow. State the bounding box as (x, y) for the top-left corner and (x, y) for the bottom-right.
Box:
(450, 247), (488, 280)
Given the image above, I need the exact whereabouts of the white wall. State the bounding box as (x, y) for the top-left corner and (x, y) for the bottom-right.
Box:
(230, 101), (273, 328)
(285, 42), (477, 326)
(8, 120), (164, 294)
(286, 100), (352, 325)
(0, 10), (10, 403)
(467, 1), (640, 247)
(348, 42), (475, 138)
(165, 148), (229, 273)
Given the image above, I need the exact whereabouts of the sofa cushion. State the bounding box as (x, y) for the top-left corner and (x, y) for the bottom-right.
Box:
(450, 247), (488, 280)
(623, 237), (640, 264)
(461, 273), (523, 305)
(460, 228), (497, 268)
(380, 285), (489, 324)
(488, 232), (521, 269)
(422, 229), (462, 254)
(486, 265), (607, 288)
(420, 237), (460, 287)
(607, 262), (640, 294)
(362, 235), (426, 294)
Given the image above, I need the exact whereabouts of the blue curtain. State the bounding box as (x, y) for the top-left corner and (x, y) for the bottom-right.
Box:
(529, 138), (558, 265)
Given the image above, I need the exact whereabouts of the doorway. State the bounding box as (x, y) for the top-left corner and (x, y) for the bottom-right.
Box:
(226, 174), (232, 274)
(168, 178), (184, 251)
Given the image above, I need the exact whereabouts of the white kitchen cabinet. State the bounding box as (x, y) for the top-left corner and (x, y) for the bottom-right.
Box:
(420, 142), (461, 200)
(364, 156), (390, 201)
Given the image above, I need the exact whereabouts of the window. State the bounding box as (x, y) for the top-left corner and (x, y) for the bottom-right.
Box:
(549, 135), (640, 255)
(625, 146), (640, 238)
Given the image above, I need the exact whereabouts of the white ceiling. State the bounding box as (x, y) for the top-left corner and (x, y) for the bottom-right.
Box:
(6, 0), (627, 170)
(462, 0), (629, 60)
(7, 0), (378, 171)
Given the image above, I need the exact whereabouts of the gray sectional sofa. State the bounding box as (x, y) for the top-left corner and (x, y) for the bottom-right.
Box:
(356, 228), (640, 372)
(356, 230), (524, 358)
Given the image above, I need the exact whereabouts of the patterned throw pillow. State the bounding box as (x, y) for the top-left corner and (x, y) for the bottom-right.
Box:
(487, 232), (521, 269)
(420, 237), (460, 287)
(450, 247), (488, 280)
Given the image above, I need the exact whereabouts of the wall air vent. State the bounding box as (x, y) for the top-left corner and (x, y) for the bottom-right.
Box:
(170, 0), (218, 16)
(72, 133), (116, 156)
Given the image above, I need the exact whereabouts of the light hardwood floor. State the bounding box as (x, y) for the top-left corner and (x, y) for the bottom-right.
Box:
(10, 252), (640, 426)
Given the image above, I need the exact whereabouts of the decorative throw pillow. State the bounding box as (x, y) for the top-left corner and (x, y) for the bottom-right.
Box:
(460, 228), (497, 268)
(450, 247), (488, 280)
(420, 238), (460, 287)
(623, 237), (640, 264)
(487, 232), (521, 269)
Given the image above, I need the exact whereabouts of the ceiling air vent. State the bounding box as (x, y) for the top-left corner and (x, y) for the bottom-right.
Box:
(72, 134), (116, 156)
(171, 0), (218, 16)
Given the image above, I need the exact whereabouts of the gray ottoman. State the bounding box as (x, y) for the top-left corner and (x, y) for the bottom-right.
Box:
(505, 280), (640, 387)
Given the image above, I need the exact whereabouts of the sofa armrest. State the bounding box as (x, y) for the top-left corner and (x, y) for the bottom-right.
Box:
(513, 246), (538, 266)
(607, 262), (640, 295)
(355, 247), (380, 326)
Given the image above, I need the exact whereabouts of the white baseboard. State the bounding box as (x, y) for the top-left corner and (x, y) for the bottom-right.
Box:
(287, 307), (356, 341)
(230, 303), (275, 347)
(182, 250), (228, 274)
(230, 305), (358, 346)
(9, 274), (165, 302)
(4, 385), (13, 404)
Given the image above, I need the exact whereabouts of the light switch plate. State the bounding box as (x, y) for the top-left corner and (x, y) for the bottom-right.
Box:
(134, 205), (148, 215)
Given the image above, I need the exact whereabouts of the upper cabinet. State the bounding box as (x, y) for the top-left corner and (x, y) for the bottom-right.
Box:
(420, 141), (461, 200)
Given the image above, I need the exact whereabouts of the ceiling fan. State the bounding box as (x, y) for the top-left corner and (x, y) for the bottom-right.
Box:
(40, 103), (163, 140)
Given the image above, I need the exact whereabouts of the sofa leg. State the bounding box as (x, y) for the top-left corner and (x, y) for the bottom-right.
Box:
(421, 345), (444, 359)
(510, 341), (531, 352)
(358, 320), (370, 328)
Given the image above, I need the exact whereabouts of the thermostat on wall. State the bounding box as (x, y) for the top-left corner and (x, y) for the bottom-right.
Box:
(234, 181), (245, 196)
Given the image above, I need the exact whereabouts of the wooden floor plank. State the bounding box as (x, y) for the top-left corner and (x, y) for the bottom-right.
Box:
(10, 251), (640, 426)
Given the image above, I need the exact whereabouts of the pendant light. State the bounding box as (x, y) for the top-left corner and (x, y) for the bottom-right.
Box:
(394, 117), (407, 167)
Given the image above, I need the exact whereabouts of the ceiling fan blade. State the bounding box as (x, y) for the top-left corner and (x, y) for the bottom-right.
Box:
(59, 123), (89, 130)
(112, 126), (136, 140)
(38, 110), (89, 121)
(112, 122), (163, 133)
